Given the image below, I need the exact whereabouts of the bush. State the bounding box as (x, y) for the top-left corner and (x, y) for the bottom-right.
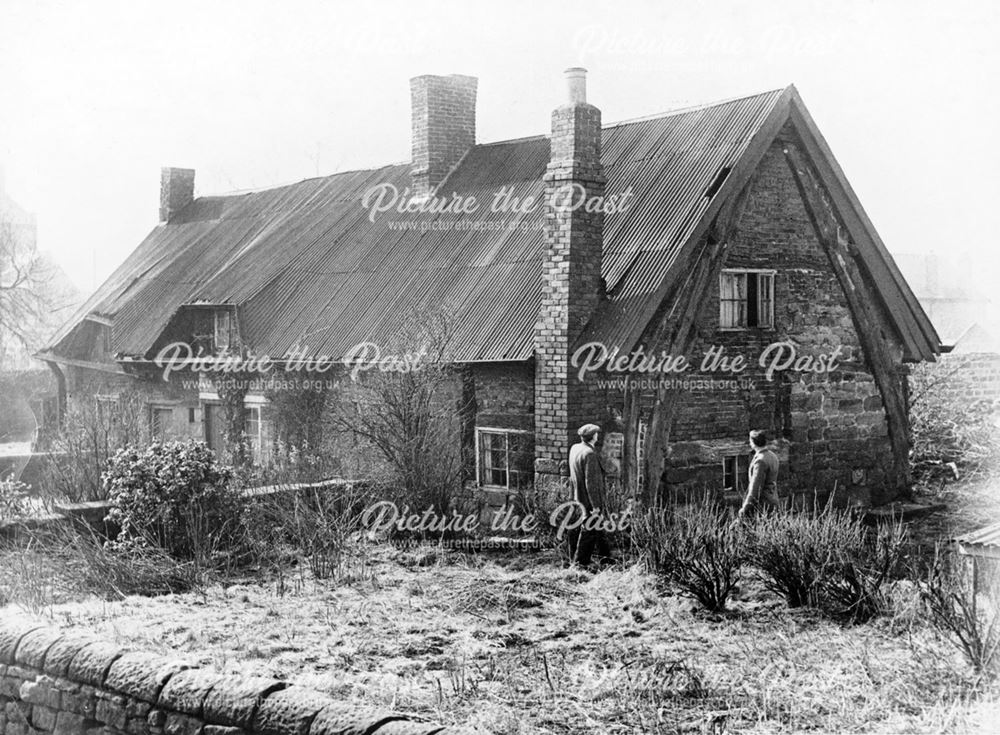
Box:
(0, 474), (30, 521)
(104, 440), (240, 561)
(748, 507), (908, 621)
(920, 547), (1000, 677)
(823, 517), (908, 623)
(632, 501), (744, 612)
(238, 482), (374, 580)
(910, 367), (1000, 480)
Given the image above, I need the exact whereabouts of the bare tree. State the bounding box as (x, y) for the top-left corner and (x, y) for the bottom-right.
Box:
(325, 311), (472, 516)
(0, 213), (73, 368)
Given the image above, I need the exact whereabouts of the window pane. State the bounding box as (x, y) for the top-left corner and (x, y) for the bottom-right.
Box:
(759, 274), (774, 328)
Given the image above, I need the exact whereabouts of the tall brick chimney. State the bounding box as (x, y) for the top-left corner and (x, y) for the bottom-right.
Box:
(534, 68), (606, 485)
(409, 74), (477, 198)
(159, 167), (195, 223)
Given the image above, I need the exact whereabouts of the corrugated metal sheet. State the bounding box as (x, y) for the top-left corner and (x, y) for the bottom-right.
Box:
(955, 522), (1000, 550)
(44, 87), (936, 365)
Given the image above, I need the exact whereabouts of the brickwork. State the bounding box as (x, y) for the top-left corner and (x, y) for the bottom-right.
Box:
(409, 75), (477, 198)
(534, 94), (606, 478)
(911, 351), (1000, 409)
(0, 619), (476, 735)
(159, 168), (194, 223)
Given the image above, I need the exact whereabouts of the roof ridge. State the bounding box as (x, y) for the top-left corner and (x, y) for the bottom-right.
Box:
(602, 87), (789, 129)
(202, 88), (788, 199)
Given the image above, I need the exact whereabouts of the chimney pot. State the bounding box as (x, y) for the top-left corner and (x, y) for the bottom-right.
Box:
(564, 67), (588, 104)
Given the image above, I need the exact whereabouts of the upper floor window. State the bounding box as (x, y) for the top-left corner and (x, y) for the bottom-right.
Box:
(476, 428), (532, 491)
(192, 308), (235, 354)
(720, 269), (774, 329)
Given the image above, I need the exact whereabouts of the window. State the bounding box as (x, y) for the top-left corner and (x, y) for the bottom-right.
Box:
(191, 308), (235, 354)
(203, 401), (268, 463)
(719, 270), (774, 329)
(95, 395), (119, 424)
(214, 311), (233, 352)
(243, 405), (262, 459)
(722, 453), (751, 494)
(476, 428), (532, 490)
(150, 406), (173, 440)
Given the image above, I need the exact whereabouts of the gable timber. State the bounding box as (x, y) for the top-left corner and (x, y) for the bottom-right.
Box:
(782, 142), (912, 494)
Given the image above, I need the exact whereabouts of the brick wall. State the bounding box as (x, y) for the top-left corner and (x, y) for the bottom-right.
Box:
(409, 75), (477, 198)
(0, 619), (476, 735)
(911, 351), (1000, 409)
(534, 94), (606, 480)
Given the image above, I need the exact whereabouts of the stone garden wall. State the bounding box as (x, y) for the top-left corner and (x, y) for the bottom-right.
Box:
(0, 619), (478, 735)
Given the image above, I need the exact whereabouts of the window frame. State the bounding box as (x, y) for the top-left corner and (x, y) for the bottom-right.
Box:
(722, 453), (751, 494)
(475, 427), (532, 491)
(149, 405), (174, 441)
(719, 268), (776, 331)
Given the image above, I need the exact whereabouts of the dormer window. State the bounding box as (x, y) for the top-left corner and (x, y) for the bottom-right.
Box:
(191, 307), (235, 354)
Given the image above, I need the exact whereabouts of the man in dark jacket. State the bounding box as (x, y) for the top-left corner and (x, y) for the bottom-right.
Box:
(567, 423), (612, 566)
(738, 429), (780, 519)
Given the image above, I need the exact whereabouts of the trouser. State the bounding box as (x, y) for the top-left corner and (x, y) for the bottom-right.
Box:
(566, 527), (612, 566)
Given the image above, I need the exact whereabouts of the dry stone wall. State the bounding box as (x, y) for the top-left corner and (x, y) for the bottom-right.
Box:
(0, 619), (479, 735)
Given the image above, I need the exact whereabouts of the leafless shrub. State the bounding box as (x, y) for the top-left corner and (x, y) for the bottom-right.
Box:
(632, 501), (744, 612)
(920, 546), (1000, 677)
(38, 389), (148, 502)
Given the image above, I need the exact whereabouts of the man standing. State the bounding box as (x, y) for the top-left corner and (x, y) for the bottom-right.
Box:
(567, 423), (611, 566)
(738, 429), (780, 519)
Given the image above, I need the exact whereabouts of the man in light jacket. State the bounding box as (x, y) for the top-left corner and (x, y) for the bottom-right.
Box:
(738, 429), (780, 519)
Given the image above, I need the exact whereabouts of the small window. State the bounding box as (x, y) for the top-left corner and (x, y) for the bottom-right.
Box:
(95, 395), (119, 424)
(214, 311), (233, 352)
(150, 406), (173, 441)
(191, 308), (234, 354)
(720, 270), (774, 329)
(722, 454), (751, 494)
(188, 407), (197, 423)
(476, 428), (532, 490)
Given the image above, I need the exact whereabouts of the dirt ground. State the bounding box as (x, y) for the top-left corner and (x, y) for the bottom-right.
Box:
(5, 542), (998, 735)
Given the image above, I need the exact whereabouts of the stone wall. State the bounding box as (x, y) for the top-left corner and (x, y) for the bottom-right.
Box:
(0, 619), (477, 735)
(639, 134), (901, 507)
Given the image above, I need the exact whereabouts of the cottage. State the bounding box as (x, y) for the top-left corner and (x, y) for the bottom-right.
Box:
(37, 69), (940, 508)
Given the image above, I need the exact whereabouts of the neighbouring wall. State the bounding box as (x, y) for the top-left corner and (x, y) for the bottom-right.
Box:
(0, 619), (479, 735)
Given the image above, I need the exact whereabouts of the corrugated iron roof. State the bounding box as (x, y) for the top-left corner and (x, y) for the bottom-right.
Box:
(955, 522), (1000, 549)
(43, 86), (938, 365)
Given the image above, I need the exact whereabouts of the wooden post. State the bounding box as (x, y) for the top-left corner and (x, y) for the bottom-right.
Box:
(782, 144), (911, 496)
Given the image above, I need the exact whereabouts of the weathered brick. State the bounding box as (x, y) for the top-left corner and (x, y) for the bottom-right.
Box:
(68, 641), (125, 688)
(14, 628), (65, 670)
(252, 687), (333, 735)
(31, 703), (58, 731)
(158, 668), (225, 717)
(105, 652), (190, 703)
(0, 622), (45, 666)
(202, 676), (284, 729)
(44, 632), (103, 678)
(53, 710), (86, 735)
(308, 703), (403, 735)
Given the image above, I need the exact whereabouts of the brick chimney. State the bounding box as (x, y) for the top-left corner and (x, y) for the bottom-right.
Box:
(534, 68), (606, 483)
(409, 74), (477, 198)
(159, 167), (195, 223)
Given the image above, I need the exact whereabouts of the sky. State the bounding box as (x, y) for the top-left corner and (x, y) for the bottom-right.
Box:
(1, 0), (998, 299)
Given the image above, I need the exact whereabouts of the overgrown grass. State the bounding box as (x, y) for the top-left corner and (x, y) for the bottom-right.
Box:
(5, 550), (994, 734)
